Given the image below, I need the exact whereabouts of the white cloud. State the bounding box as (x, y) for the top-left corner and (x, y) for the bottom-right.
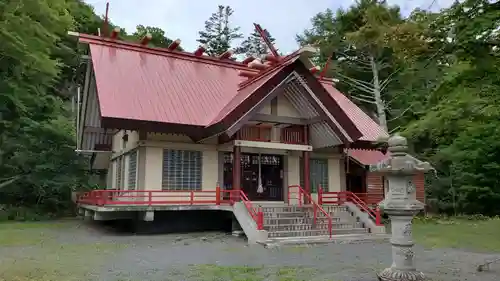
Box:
(84, 0), (455, 54)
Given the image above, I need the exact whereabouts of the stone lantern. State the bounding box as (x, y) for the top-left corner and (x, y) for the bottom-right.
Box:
(370, 134), (433, 281)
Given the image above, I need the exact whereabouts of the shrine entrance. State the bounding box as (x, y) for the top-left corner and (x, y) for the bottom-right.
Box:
(223, 152), (284, 201)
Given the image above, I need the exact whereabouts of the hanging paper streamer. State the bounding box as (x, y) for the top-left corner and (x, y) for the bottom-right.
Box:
(257, 153), (264, 194)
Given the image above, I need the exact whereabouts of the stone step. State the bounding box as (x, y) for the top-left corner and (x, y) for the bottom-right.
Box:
(263, 211), (310, 218)
(263, 216), (346, 225)
(260, 234), (391, 248)
(265, 222), (364, 232)
(268, 228), (369, 238)
(264, 209), (350, 217)
(260, 206), (313, 213)
(322, 205), (349, 212)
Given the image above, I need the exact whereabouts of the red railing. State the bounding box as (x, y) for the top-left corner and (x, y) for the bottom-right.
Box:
(352, 192), (384, 206)
(281, 125), (305, 144)
(239, 125), (272, 142)
(318, 189), (382, 226)
(287, 185), (332, 239)
(232, 190), (264, 230)
(77, 187), (265, 230)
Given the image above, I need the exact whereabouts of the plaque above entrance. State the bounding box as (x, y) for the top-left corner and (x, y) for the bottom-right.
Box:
(234, 140), (312, 152)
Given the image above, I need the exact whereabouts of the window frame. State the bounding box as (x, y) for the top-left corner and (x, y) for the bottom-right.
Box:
(161, 149), (203, 191)
(300, 158), (329, 193)
(127, 149), (138, 190)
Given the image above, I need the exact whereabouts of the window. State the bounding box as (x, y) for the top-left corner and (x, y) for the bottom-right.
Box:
(115, 156), (124, 189)
(127, 150), (138, 190)
(300, 158), (329, 192)
(310, 159), (329, 192)
(162, 149), (202, 191)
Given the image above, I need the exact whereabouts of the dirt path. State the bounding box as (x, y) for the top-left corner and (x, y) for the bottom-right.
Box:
(0, 220), (498, 281)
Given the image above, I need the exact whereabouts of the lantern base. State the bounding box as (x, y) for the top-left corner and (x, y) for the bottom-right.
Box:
(377, 268), (426, 281)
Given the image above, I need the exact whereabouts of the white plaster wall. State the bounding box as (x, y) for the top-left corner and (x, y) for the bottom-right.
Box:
(144, 147), (163, 191)
(112, 130), (140, 153)
(277, 95), (301, 117)
(286, 153), (301, 204)
(139, 142), (219, 203)
(201, 150), (219, 191)
(258, 100), (271, 114)
(327, 158), (343, 192)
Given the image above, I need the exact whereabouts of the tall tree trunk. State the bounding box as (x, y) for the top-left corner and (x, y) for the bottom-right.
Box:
(370, 55), (388, 132)
(0, 175), (22, 189)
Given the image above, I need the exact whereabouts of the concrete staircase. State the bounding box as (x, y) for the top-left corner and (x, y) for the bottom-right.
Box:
(260, 204), (369, 240)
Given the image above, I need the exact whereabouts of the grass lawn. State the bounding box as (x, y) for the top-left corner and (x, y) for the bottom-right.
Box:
(0, 217), (499, 280)
(412, 216), (500, 252)
(0, 221), (126, 281)
(182, 265), (319, 281)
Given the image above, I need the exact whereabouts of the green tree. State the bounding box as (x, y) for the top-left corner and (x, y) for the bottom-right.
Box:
(131, 25), (183, 50)
(0, 0), (90, 217)
(236, 29), (276, 57)
(197, 5), (243, 56)
(299, 0), (500, 215)
(297, 0), (413, 131)
(400, 0), (500, 215)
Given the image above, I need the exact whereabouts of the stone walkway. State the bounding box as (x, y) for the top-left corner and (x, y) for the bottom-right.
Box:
(0, 221), (498, 281)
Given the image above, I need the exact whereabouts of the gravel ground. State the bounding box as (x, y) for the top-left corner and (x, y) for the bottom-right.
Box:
(0, 221), (498, 281)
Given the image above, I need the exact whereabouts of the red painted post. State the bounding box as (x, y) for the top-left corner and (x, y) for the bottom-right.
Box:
(303, 125), (310, 205)
(148, 191), (152, 205)
(233, 145), (241, 189)
(318, 186), (323, 205)
(375, 207), (382, 226)
(96, 191), (103, 206)
(215, 184), (221, 205)
(313, 203), (317, 226)
(190, 191), (194, 205)
(298, 188), (303, 207)
(257, 207), (264, 230)
(287, 186), (290, 205)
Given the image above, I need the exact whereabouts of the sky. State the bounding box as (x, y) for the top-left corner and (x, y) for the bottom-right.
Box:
(84, 0), (456, 54)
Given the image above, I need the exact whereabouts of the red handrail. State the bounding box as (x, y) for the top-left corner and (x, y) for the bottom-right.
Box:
(230, 190), (264, 230)
(350, 192), (384, 205)
(78, 189), (228, 206)
(76, 187), (264, 230)
(319, 190), (382, 226)
(288, 185), (332, 239)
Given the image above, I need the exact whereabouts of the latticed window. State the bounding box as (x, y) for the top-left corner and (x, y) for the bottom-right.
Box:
(300, 158), (329, 192)
(115, 156), (124, 189)
(162, 149), (202, 191)
(127, 150), (138, 190)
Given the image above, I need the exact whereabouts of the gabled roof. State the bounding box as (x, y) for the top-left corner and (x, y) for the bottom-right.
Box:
(322, 83), (389, 142)
(77, 33), (387, 144)
(206, 58), (363, 143)
(346, 149), (389, 165)
(210, 62), (291, 126)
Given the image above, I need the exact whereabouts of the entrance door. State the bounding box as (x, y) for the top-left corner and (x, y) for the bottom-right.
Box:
(259, 154), (283, 201)
(345, 159), (367, 194)
(223, 152), (283, 201)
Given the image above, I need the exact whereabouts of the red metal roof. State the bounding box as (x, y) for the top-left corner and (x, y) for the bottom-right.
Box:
(80, 33), (386, 143)
(210, 57), (299, 126)
(322, 83), (388, 142)
(89, 43), (250, 126)
(346, 149), (390, 165)
(210, 64), (289, 126)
